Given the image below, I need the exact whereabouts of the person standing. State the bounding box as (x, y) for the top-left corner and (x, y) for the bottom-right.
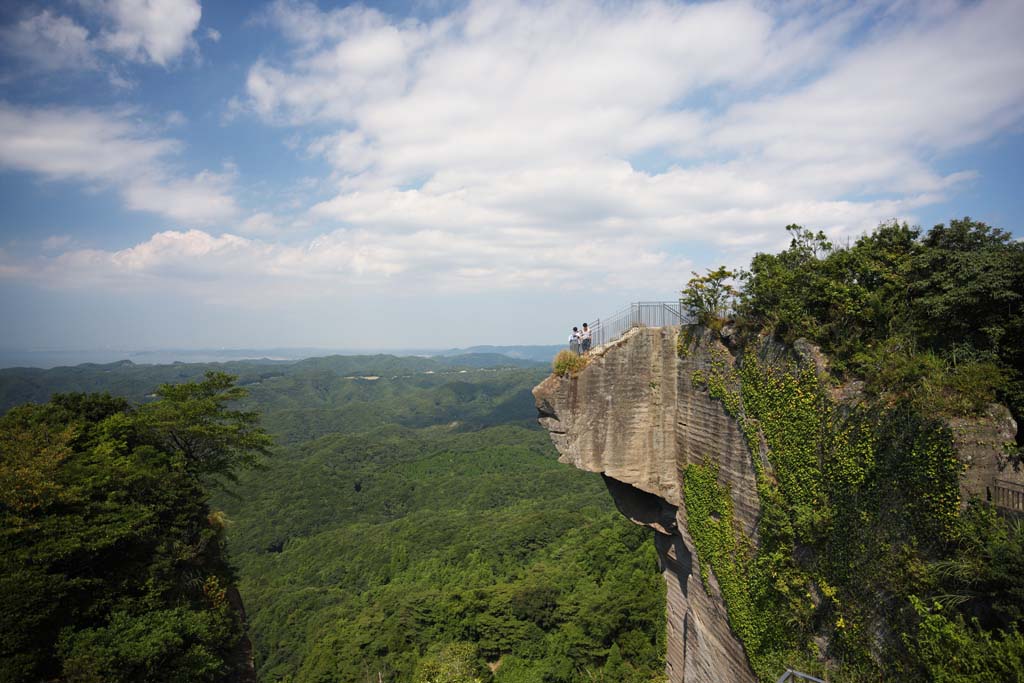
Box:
(569, 326), (581, 354)
(581, 323), (592, 353)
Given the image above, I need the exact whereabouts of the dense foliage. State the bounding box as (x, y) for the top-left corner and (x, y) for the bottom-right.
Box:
(738, 218), (1024, 426)
(681, 217), (1024, 681)
(0, 357), (667, 682)
(218, 367), (666, 682)
(680, 266), (739, 330)
(0, 373), (271, 682)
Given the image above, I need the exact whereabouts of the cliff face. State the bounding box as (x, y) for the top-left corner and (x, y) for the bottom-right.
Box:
(534, 326), (759, 683)
(534, 325), (1023, 682)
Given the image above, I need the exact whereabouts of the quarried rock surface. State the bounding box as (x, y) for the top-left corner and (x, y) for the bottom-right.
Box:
(534, 326), (758, 683)
(949, 403), (1022, 511)
(534, 324), (1023, 682)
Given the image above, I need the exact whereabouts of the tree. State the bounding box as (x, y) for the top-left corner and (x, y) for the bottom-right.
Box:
(135, 371), (273, 487)
(682, 266), (738, 329)
(0, 374), (270, 682)
(413, 642), (489, 683)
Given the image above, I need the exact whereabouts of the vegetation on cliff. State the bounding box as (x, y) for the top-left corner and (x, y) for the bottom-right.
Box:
(552, 350), (589, 377)
(0, 372), (271, 682)
(681, 218), (1024, 681)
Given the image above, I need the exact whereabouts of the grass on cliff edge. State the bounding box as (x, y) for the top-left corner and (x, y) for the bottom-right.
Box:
(552, 350), (588, 377)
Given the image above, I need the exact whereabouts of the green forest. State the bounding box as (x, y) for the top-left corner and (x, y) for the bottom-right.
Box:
(680, 217), (1024, 681)
(0, 356), (666, 682)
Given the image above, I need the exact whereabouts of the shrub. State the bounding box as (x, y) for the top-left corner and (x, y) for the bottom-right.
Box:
(552, 350), (588, 377)
(681, 266), (738, 329)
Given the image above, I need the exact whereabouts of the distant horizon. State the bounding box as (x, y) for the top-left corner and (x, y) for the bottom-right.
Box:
(0, 342), (567, 370)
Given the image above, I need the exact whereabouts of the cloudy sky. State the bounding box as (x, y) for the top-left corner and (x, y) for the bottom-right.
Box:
(1, 0), (1022, 353)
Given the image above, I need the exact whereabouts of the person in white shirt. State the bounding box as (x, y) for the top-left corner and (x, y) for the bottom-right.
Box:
(580, 323), (592, 353)
(569, 326), (581, 354)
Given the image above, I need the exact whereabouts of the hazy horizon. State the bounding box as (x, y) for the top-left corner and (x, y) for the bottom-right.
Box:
(0, 341), (568, 369)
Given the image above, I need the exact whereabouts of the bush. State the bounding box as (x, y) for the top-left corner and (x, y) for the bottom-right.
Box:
(552, 350), (588, 377)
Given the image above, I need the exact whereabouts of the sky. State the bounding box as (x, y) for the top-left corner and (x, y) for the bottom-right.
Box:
(0, 0), (1022, 353)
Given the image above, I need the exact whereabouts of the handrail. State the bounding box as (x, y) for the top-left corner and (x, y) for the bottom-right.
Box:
(776, 669), (827, 683)
(993, 479), (1024, 512)
(587, 301), (692, 348)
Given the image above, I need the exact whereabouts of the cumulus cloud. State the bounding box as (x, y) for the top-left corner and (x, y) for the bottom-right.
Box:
(92, 0), (203, 65)
(0, 103), (238, 225)
(0, 10), (99, 72)
(0, 0), (202, 74)
(231, 0), (1024, 280)
(3, 226), (689, 304)
(238, 212), (281, 236)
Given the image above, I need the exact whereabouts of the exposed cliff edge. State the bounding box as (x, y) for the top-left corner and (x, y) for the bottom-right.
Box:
(535, 326), (759, 682)
(533, 325), (1021, 682)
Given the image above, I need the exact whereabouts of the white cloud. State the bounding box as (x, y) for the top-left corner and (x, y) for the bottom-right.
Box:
(3, 225), (690, 305)
(231, 0), (1024, 288)
(0, 10), (98, 72)
(238, 212), (281, 236)
(41, 235), (74, 251)
(164, 110), (187, 127)
(0, 102), (238, 225)
(124, 167), (239, 224)
(0, 1), (202, 74)
(93, 0), (202, 65)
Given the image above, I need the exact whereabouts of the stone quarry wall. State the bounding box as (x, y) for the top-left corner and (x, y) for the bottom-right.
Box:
(534, 326), (759, 683)
(534, 324), (1023, 682)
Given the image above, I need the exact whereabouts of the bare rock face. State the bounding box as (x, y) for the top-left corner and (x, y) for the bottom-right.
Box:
(949, 403), (1022, 510)
(534, 327), (758, 683)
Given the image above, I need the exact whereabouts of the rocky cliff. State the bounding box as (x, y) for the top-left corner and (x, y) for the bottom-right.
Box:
(534, 326), (759, 683)
(533, 325), (1022, 682)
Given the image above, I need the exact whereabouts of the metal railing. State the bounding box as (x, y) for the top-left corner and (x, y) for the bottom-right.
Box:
(588, 301), (691, 348)
(994, 479), (1024, 513)
(776, 669), (827, 683)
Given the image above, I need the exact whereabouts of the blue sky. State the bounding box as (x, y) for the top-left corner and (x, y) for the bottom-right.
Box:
(1, 0), (1022, 352)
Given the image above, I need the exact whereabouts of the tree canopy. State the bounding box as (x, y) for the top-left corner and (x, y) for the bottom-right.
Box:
(0, 373), (271, 682)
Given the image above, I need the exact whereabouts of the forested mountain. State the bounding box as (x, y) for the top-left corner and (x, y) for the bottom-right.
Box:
(0, 353), (543, 415)
(0, 355), (666, 682)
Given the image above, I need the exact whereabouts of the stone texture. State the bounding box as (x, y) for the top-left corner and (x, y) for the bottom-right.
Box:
(534, 324), (1022, 682)
(948, 403), (1022, 510)
(536, 326), (683, 505)
(534, 326), (759, 683)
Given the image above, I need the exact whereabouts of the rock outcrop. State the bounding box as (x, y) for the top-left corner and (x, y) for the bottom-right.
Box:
(533, 325), (1023, 682)
(534, 326), (759, 683)
(949, 403), (1023, 511)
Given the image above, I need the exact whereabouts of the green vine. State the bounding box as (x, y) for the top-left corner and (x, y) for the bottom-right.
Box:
(683, 335), (965, 680)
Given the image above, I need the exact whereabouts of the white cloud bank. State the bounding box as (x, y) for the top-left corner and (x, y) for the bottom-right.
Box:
(0, 0), (202, 72)
(233, 0), (1023, 288)
(0, 103), (238, 225)
(6, 0), (1024, 309)
(3, 227), (689, 305)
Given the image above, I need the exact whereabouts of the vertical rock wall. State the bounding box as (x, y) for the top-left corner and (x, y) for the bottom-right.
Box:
(534, 325), (1022, 682)
(534, 326), (759, 683)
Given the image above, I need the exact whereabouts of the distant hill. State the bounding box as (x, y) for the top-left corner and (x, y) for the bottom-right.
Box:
(0, 345), (562, 369)
(436, 344), (564, 362)
(0, 352), (545, 414)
